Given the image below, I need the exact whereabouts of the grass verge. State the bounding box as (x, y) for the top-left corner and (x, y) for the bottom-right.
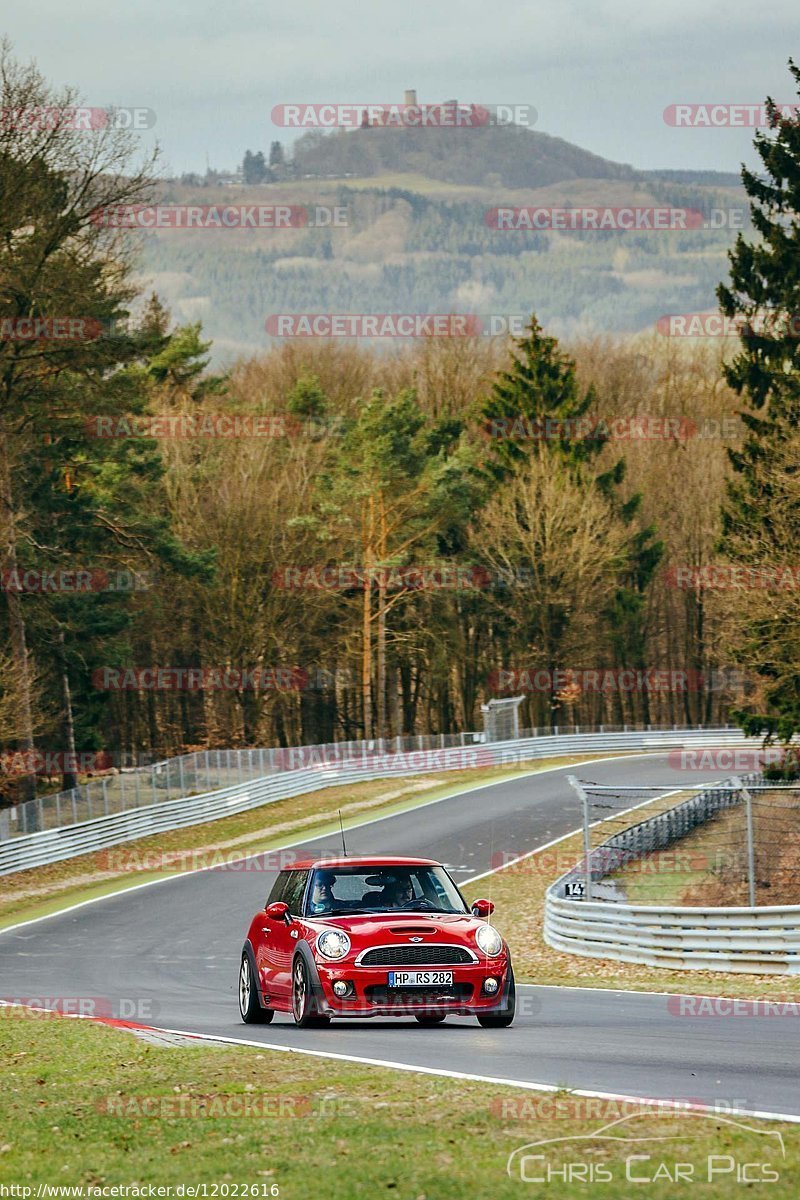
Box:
(0, 1009), (796, 1196)
(608, 789), (800, 907)
(461, 787), (800, 1000)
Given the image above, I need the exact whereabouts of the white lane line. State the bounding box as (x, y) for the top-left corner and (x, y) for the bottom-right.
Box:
(0, 751), (667, 938)
(3, 999), (795, 1127)
(146, 1023), (800, 1125)
(461, 782), (703, 885)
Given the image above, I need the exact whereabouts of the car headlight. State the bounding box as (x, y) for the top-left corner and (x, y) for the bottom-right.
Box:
(316, 930), (351, 960)
(475, 924), (503, 957)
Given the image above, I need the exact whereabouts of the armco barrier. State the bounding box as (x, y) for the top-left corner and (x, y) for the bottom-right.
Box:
(0, 727), (748, 877)
(544, 773), (800, 974)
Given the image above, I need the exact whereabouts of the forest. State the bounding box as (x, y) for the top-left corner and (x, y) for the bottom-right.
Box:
(2, 46), (800, 805)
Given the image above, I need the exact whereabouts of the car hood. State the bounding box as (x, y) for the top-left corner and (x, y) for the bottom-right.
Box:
(306, 912), (490, 942)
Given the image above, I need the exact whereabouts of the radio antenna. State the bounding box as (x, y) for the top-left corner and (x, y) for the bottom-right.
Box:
(338, 809), (348, 857)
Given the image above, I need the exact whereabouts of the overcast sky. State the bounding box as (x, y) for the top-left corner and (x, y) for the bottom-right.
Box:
(3, 0), (798, 175)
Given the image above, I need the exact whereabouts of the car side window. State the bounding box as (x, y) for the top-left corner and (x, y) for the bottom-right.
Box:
(282, 869), (310, 915)
(266, 871), (290, 907)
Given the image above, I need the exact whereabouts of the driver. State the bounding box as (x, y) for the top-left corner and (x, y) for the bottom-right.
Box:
(390, 876), (415, 907)
(308, 870), (336, 914)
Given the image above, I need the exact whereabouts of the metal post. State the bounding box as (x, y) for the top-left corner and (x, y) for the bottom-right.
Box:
(733, 776), (756, 907)
(567, 775), (592, 901)
(179, 755), (186, 796)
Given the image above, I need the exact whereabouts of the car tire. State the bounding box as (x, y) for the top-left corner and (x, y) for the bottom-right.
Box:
(291, 956), (331, 1028)
(477, 965), (516, 1029)
(415, 1012), (447, 1025)
(238, 952), (274, 1024)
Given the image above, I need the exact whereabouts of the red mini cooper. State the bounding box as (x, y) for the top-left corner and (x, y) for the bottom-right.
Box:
(238, 855), (515, 1028)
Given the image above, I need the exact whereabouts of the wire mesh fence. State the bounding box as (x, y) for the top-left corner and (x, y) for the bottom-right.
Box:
(561, 774), (800, 907)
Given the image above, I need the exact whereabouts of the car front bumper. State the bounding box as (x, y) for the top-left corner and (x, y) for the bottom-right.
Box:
(312, 958), (511, 1017)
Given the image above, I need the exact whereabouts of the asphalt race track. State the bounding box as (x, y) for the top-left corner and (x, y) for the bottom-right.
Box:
(1, 754), (798, 1119)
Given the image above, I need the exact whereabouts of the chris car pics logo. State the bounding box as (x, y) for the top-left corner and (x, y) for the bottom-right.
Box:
(507, 1111), (785, 1184)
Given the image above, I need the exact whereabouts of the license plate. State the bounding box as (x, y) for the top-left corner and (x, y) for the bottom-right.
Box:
(387, 971), (453, 987)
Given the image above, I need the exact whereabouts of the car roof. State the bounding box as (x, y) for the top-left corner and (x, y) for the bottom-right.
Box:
(288, 855), (441, 871)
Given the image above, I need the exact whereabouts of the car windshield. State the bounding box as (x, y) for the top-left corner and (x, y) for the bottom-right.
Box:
(304, 865), (468, 917)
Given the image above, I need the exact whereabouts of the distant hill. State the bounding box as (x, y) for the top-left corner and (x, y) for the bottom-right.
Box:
(148, 121), (751, 365)
(292, 123), (640, 190)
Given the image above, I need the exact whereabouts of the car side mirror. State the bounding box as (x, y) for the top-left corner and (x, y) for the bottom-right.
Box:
(266, 901), (290, 922)
(471, 898), (495, 917)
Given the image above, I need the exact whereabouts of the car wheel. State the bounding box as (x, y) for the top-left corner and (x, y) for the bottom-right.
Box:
(477, 966), (516, 1029)
(291, 956), (330, 1028)
(239, 953), (274, 1024)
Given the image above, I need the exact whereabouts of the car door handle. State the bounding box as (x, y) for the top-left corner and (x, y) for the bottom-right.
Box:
(261, 927), (270, 935)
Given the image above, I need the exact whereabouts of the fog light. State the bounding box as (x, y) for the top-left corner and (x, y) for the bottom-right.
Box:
(483, 977), (499, 995)
(333, 981), (348, 997)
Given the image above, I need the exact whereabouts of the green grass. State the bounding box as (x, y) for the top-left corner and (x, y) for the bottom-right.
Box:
(0, 1010), (795, 1196)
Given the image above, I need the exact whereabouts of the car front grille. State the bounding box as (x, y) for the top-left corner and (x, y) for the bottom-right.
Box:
(359, 944), (474, 967)
(365, 984), (473, 1006)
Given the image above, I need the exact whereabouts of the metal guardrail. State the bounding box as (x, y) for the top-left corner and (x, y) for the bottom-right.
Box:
(544, 773), (800, 974)
(0, 722), (728, 841)
(0, 726), (747, 876)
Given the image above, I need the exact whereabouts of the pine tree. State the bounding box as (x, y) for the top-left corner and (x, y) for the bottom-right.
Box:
(716, 61), (800, 743)
(479, 318), (662, 723)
